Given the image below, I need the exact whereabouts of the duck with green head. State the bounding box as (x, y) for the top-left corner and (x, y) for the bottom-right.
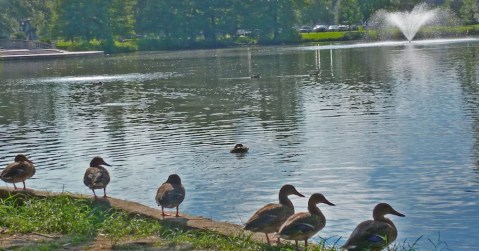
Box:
(244, 184), (304, 245)
(277, 193), (335, 250)
(1, 154), (35, 190)
(83, 156), (111, 198)
(341, 203), (405, 251)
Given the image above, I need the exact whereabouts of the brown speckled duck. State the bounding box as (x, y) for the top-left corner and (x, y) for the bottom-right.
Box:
(277, 193), (335, 250)
(230, 144), (249, 153)
(1, 154), (35, 190)
(244, 184), (304, 245)
(156, 174), (185, 217)
(342, 203), (405, 251)
(83, 156), (111, 198)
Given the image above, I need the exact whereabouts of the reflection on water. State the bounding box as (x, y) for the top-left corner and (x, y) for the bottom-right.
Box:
(1, 41), (479, 250)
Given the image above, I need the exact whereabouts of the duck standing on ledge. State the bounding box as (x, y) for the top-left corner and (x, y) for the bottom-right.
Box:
(341, 203), (405, 251)
(230, 143), (249, 153)
(156, 174), (185, 217)
(244, 184), (304, 245)
(1, 154), (35, 190)
(83, 156), (112, 198)
(277, 193), (335, 250)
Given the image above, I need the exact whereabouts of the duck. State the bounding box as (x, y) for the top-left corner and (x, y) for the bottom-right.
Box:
(156, 174), (185, 217)
(83, 156), (111, 198)
(277, 193), (335, 250)
(1, 154), (35, 190)
(244, 184), (304, 245)
(230, 143), (249, 153)
(341, 203), (405, 251)
(251, 74), (261, 79)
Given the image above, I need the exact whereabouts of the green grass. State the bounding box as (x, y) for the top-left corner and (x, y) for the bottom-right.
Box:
(0, 193), (447, 250)
(0, 193), (323, 250)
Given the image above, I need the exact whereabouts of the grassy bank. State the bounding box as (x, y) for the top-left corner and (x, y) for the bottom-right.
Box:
(51, 24), (479, 53)
(0, 193), (332, 250)
(300, 24), (479, 42)
(0, 192), (450, 250)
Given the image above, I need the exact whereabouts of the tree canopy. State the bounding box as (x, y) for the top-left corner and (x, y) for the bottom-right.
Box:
(1, 0), (477, 48)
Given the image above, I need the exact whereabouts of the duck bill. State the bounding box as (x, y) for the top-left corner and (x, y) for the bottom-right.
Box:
(324, 198), (335, 206)
(295, 191), (305, 197)
(103, 161), (111, 167)
(391, 209), (405, 217)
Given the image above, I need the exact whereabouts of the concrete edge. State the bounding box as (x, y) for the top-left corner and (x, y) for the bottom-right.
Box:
(0, 187), (266, 243)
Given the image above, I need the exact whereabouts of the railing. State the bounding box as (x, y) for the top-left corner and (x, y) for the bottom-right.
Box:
(0, 39), (55, 49)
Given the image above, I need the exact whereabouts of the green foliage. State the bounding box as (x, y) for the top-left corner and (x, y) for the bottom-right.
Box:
(2, 0), (478, 52)
(301, 31), (363, 41)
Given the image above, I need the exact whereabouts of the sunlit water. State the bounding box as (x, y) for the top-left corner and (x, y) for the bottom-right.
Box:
(1, 39), (479, 250)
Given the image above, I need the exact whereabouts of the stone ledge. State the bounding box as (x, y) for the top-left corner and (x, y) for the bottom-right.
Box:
(0, 187), (266, 243)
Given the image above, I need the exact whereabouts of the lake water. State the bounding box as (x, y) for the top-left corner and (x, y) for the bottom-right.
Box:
(1, 39), (479, 250)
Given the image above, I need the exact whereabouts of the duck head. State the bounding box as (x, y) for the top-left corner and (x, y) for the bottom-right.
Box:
(279, 184), (305, 198)
(309, 193), (335, 206)
(373, 203), (405, 219)
(14, 154), (33, 164)
(90, 156), (111, 167)
(166, 174), (182, 185)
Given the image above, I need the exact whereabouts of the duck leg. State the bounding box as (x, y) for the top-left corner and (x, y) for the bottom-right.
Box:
(277, 237), (281, 245)
(295, 240), (299, 250)
(91, 189), (97, 198)
(175, 206), (181, 217)
(264, 233), (270, 244)
(22, 181), (26, 190)
(12, 183), (17, 190)
(161, 206), (171, 217)
(103, 187), (107, 198)
(305, 239), (308, 249)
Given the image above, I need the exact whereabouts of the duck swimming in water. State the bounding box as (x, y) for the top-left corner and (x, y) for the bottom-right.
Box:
(83, 156), (111, 198)
(1, 154), (35, 190)
(244, 184), (304, 245)
(341, 203), (405, 251)
(277, 193), (335, 250)
(156, 174), (185, 217)
(230, 144), (249, 153)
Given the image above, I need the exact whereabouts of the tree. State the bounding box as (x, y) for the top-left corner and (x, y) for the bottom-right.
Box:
(53, 0), (112, 41)
(110, 0), (136, 39)
(301, 0), (334, 25)
(338, 0), (363, 25)
(459, 0), (478, 24)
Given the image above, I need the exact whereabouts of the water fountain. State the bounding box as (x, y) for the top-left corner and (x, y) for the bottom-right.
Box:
(368, 3), (457, 42)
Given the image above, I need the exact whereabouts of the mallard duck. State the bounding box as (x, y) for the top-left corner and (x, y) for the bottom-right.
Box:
(230, 143), (249, 153)
(244, 184), (304, 245)
(251, 74), (261, 79)
(156, 174), (185, 217)
(1, 154), (35, 190)
(341, 203), (405, 251)
(277, 193), (335, 250)
(83, 156), (111, 198)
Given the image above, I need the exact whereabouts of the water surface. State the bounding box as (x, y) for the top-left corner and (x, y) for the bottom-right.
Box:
(1, 39), (479, 250)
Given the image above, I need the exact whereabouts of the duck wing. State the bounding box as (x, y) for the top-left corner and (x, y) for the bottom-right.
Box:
(156, 183), (185, 208)
(278, 212), (321, 239)
(244, 203), (293, 231)
(1, 162), (30, 181)
(342, 220), (393, 250)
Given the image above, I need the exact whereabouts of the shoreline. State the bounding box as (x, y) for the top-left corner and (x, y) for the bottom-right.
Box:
(0, 186), (266, 243)
(0, 49), (104, 60)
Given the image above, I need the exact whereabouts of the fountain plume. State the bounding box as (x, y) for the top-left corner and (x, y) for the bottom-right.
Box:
(367, 3), (458, 42)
